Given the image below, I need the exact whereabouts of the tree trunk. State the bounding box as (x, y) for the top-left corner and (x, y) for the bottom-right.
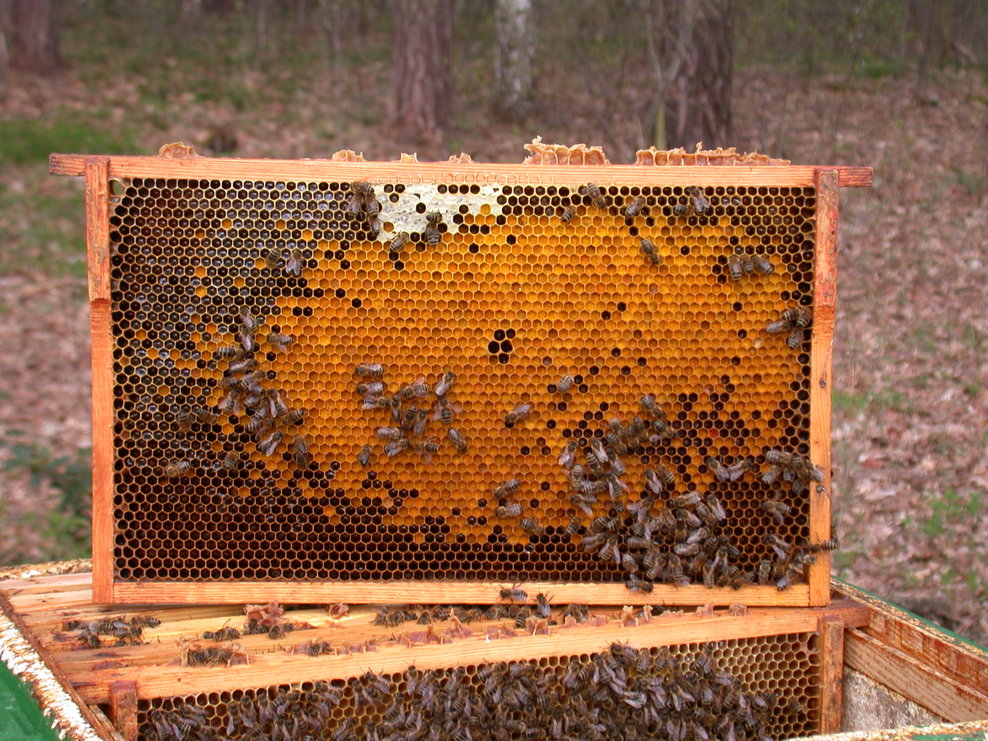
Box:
(666, 0), (733, 149)
(390, 0), (453, 148)
(5, 0), (62, 76)
(493, 0), (533, 122)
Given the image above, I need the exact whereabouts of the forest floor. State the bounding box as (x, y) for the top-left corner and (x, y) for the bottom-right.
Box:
(0, 14), (985, 643)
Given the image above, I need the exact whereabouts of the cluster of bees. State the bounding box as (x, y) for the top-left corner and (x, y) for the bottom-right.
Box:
(162, 308), (312, 481)
(63, 614), (160, 649)
(355, 364), (467, 466)
(142, 644), (788, 741)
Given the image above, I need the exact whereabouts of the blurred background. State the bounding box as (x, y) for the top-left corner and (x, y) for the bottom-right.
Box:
(0, 0), (985, 642)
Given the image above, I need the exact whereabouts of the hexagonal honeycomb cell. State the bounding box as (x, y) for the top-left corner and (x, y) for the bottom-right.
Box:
(102, 172), (829, 597)
(135, 632), (822, 739)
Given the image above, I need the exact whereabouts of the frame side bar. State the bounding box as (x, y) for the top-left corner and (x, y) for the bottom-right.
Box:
(85, 160), (115, 604)
(807, 168), (840, 606)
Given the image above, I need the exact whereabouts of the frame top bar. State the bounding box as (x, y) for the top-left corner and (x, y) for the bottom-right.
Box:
(50, 153), (872, 188)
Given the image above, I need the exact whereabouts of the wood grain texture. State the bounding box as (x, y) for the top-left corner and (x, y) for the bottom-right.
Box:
(819, 615), (846, 733)
(68, 604), (866, 704)
(109, 681), (138, 741)
(50, 153), (873, 187)
(0, 591), (122, 740)
(90, 298), (115, 604)
(834, 580), (988, 693)
(844, 628), (988, 722)
(84, 159), (116, 605)
(110, 580), (811, 606)
(84, 160), (110, 301)
(807, 169), (840, 606)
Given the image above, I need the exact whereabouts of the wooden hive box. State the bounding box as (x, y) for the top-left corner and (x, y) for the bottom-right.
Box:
(1, 566), (876, 740)
(51, 143), (871, 606)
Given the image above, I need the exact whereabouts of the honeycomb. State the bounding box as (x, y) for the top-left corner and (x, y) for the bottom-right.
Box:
(135, 632), (821, 740)
(107, 175), (822, 588)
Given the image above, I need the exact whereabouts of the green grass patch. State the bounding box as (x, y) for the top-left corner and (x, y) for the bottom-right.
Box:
(1, 435), (92, 563)
(0, 116), (137, 165)
(921, 488), (982, 538)
(833, 387), (913, 414)
(0, 179), (87, 280)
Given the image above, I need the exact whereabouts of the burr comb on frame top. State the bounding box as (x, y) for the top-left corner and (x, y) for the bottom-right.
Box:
(51, 143), (871, 605)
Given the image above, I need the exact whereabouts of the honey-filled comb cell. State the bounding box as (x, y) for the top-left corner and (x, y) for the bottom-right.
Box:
(54, 153), (869, 604)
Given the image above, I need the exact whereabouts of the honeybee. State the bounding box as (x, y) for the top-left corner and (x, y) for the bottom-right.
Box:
(434, 371), (456, 398)
(219, 390), (242, 415)
(264, 246), (281, 269)
(375, 426), (403, 441)
(802, 537), (840, 552)
(519, 518), (544, 536)
(669, 490), (701, 508)
(357, 381), (386, 396)
(355, 363), (385, 378)
(240, 308), (258, 332)
(292, 436), (311, 468)
(621, 552), (639, 574)
(626, 574), (654, 593)
(495, 502), (522, 518)
(624, 195), (645, 218)
(578, 183), (608, 210)
(589, 438), (610, 466)
(399, 380), (430, 400)
(493, 479), (522, 498)
(361, 395), (389, 411)
(384, 438), (409, 457)
(164, 460), (193, 478)
(390, 231), (410, 253)
(705, 456), (752, 483)
(640, 394), (664, 419)
(499, 584), (528, 603)
(357, 444), (373, 467)
(787, 327), (806, 349)
(228, 357), (258, 375)
(447, 427), (467, 454)
(559, 206), (574, 223)
(220, 451), (242, 471)
(256, 430), (283, 456)
(688, 186), (709, 214)
(764, 532), (794, 559)
(727, 254), (744, 282)
(751, 255), (774, 275)
(284, 249), (303, 277)
(785, 306), (813, 328)
(424, 212), (442, 246)
(414, 439), (441, 458)
(760, 498), (791, 525)
(504, 402), (532, 426)
(556, 374), (575, 394)
(246, 413), (273, 435)
(765, 448), (795, 466)
(535, 592), (552, 619)
(266, 333), (292, 352)
(643, 467), (667, 495)
(267, 389), (290, 419)
(640, 238), (661, 266)
(563, 516), (582, 537)
(214, 345), (244, 361)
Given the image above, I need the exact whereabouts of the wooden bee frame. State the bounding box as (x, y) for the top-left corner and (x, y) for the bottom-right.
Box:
(53, 150), (870, 606)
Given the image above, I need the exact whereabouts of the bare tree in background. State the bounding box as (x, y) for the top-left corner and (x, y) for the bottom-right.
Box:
(640, 0), (733, 150)
(390, 0), (453, 148)
(666, 0), (733, 148)
(0, 0), (62, 76)
(493, 0), (533, 121)
(641, 0), (696, 150)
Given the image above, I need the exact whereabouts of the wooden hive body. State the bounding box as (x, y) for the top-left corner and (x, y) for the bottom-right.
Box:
(52, 150), (870, 606)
